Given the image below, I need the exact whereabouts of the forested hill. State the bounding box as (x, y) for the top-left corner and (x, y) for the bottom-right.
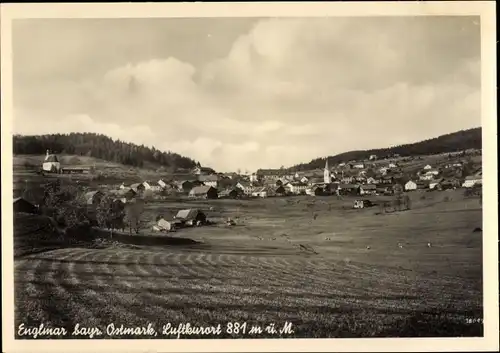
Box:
(288, 127), (482, 171)
(13, 133), (199, 170)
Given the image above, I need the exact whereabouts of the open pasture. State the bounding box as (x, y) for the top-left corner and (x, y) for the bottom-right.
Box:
(14, 189), (483, 338)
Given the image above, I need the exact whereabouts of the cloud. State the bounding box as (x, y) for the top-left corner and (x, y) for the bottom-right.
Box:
(13, 17), (481, 172)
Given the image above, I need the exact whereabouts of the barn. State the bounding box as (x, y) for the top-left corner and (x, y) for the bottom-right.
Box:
(189, 185), (218, 199)
(174, 209), (207, 226)
(13, 197), (38, 214)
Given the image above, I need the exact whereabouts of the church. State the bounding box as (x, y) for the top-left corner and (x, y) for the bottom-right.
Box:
(42, 150), (61, 173)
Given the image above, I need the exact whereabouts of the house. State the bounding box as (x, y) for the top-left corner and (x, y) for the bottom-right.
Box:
(338, 184), (359, 195)
(366, 177), (380, 185)
(236, 181), (254, 195)
(369, 155), (378, 161)
(404, 180), (418, 191)
(249, 173), (259, 182)
(117, 188), (137, 201)
(380, 176), (394, 184)
(157, 217), (173, 232)
(379, 167), (388, 175)
(13, 197), (38, 214)
(419, 174), (435, 181)
(142, 181), (162, 192)
(423, 164), (433, 170)
(425, 169), (440, 176)
(85, 191), (104, 205)
(198, 174), (219, 188)
(130, 183), (145, 193)
(388, 163), (398, 168)
(256, 169), (283, 180)
(462, 175), (482, 188)
(274, 185), (287, 196)
(429, 178), (444, 190)
(352, 163), (365, 169)
(284, 182), (308, 195)
(192, 166), (216, 175)
(218, 188), (242, 199)
(441, 178), (461, 189)
(158, 179), (173, 189)
(358, 184), (377, 195)
(42, 150), (61, 173)
(416, 181), (430, 190)
(174, 209), (207, 226)
(119, 182), (126, 190)
(251, 187), (268, 198)
(188, 185), (218, 199)
(300, 176), (309, 184)
(61, 167), (90, 174)
(341, 176), (355, 184)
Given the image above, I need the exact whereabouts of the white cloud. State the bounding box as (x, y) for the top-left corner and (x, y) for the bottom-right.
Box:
(13, 17), (481, 172)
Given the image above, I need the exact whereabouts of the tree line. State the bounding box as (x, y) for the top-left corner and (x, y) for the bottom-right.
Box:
(13, 133), (199, 170)
(288, 127), (482, 172)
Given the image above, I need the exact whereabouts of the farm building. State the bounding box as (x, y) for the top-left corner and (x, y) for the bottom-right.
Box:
(352, 163), (365, 169)
(423, 164), (433, 170)
(61, 167), (90, 174)
(338, 184), (359, 195)
(429, 178), (445, 190)
(142, 181), (162, 192)
(251, 187), (268, 198)
(353, 199), (373, 209)
(359, 184), (377, 195)
(284, 181), (308, 195)
(130, 183), (145, 193)
(198, 174), (219, 188)
(42, 150), (61, 173)
(236, 181), (254, 195)
(369, 154), (378, 161)
(218, 188), (242, 199)
(174, 209), (207, 226)
(157, 217), (173, 231)
(379, 167), (388, 175)
(274, 185), (286, 196)
(405, 180), (418, 191)
(256, 169), (283, 180)
(189, 185), (218, 199)
(366, 177), (380, 184)
(13, 197), (38, 214)
(192, 166), (216, 175)
(174, 180), (197, 192)
(85, 191), (105, 205)
(388, 163), (398, 168)
(117, 188), (137, 201)
(119, 182), (126, 190)
(462, 175), (482, 188)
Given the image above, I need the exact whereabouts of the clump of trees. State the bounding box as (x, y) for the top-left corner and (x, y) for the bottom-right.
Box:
(379, 193), (412, 213)
(123, 200), (145, 235)
(41, 179), (89, 235)
(96, 197), (126, 238)
(13, 132), (199, 170)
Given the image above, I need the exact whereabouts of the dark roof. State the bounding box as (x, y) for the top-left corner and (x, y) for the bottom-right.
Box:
(44, 154), (59, 163)
(198, 175), (219, 182)
(338, 184), (359, 189)
(175, 209), (203, 221)
(189, 185), (215, 195)
(256, 169), (282, 175)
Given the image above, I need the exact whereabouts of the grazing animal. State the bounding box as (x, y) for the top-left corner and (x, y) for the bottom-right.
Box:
(366, 246), (371, 250)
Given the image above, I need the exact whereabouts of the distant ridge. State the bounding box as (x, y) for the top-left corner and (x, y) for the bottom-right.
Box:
(288, 127), (482, 171)
(13, 132), (200, 171)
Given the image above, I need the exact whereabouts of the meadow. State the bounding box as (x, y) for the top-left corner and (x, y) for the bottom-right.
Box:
(13, 188), (483, 338)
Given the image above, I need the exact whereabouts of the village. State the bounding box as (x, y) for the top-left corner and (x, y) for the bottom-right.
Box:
(13, 148), (483, 237)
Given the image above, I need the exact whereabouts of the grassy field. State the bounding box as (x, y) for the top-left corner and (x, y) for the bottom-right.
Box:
(13, 189), (483, 338)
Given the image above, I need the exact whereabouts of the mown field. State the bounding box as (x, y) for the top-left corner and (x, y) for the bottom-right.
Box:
(13, 189), (483, 338)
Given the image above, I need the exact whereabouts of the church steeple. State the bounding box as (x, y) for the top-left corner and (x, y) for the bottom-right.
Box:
(324, 158), (331, 184)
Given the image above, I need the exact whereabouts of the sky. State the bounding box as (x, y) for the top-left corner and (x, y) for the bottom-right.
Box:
(12, 16), (481, 172)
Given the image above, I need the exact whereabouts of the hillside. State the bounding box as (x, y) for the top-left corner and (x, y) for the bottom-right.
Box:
(289, 127), (482, 171)
(13, 133), (199, 171)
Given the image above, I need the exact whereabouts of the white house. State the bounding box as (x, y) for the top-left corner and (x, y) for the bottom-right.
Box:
(429, 179), (444, 190)
(338, 162), (346, 167)
(42, 150), (61, 173)
(353, 163), (365, 169)
(158, 179), (170, 189)
(366, 177), (379, 184)
(284, 182), (308, 195)
(425, 169), (440, 176)
(359, 184), (376, 195)
(157, 218), (173, 231)
(249, 173), (259, 182)
(423, 164), (433, 170)
(405, 180), (418, 191)
(236, 181), (253, 195)
(462, 175), (482, 188)
(379, 167), (388, 175)
(198, 175), (219, 188)
(142, 181), (162, 192)
(388, 163), (398, 168)
(419, 174), (435, 181)
(251, 187), (268, 198)
(119, 182), (126, 190)
(369, 154), (378, 161)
